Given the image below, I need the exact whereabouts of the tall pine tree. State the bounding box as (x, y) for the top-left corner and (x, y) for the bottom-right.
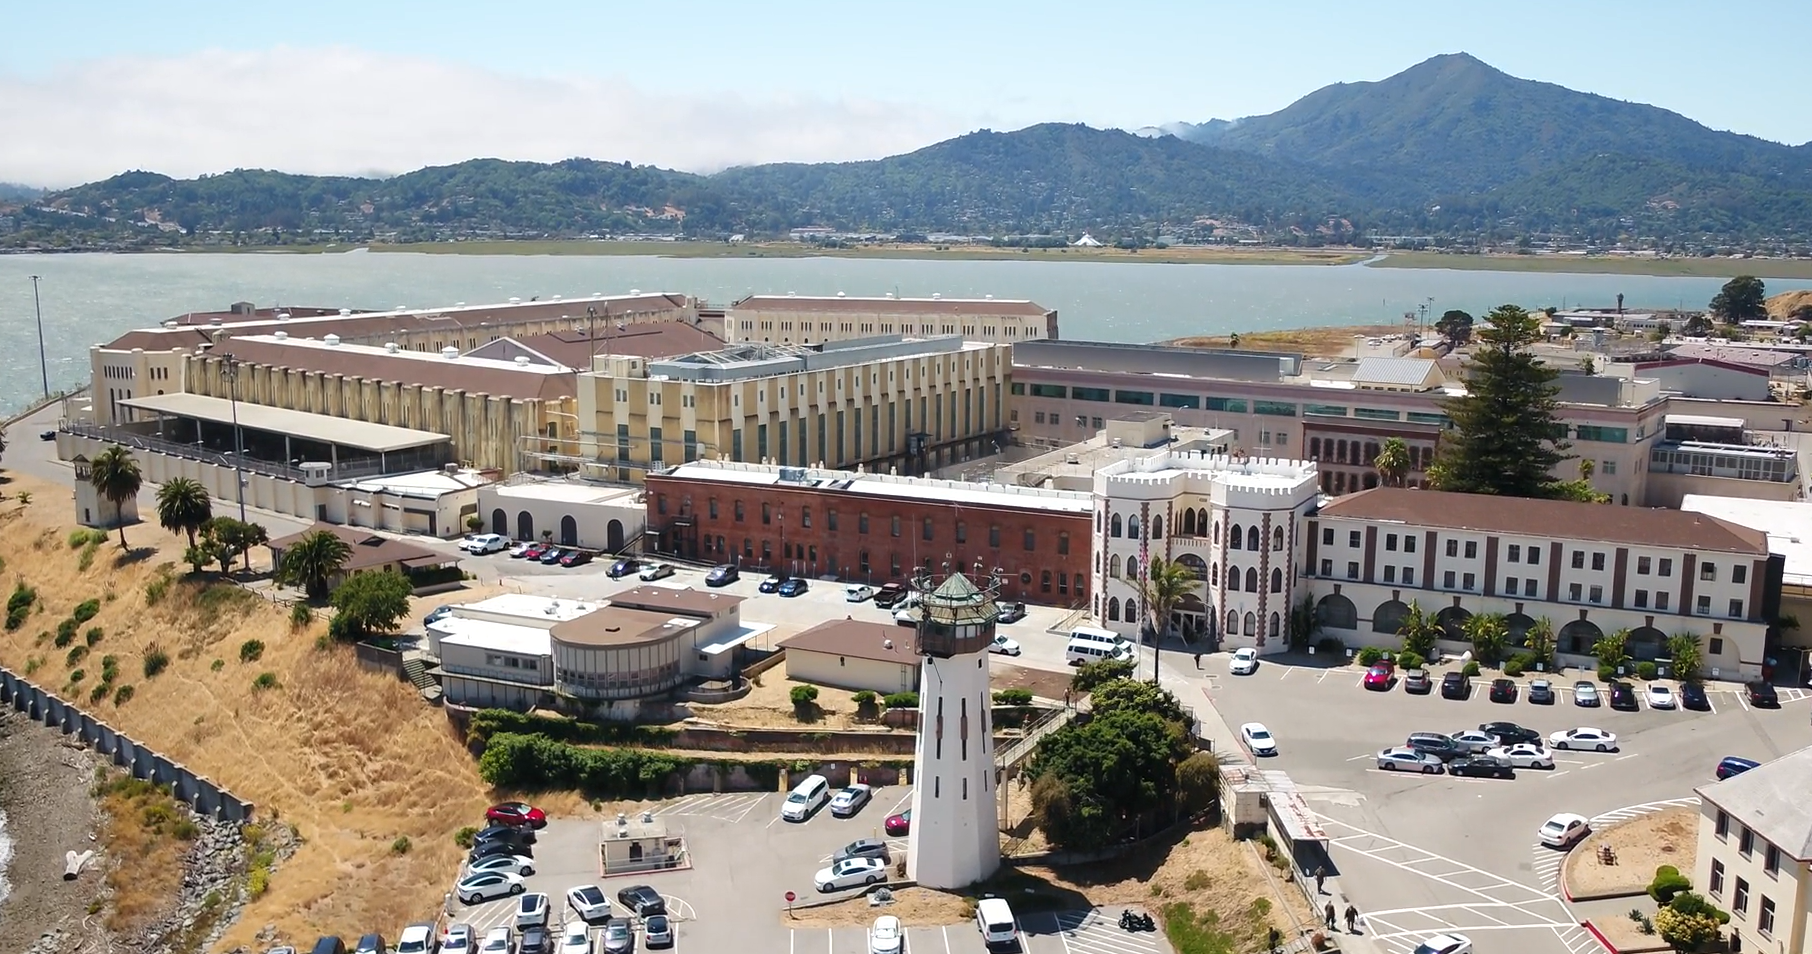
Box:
(1428, 304), (1572, 498)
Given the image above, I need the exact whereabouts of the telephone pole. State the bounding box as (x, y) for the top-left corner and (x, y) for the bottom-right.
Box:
(29, 275), (48, 399)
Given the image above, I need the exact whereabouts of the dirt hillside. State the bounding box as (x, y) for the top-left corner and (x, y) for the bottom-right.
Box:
(1766, 289), (1812, 319)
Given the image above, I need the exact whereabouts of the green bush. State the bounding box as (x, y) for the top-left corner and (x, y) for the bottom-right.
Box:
(1503, 658), (1525, 677)
(142, 646), (170, 678)
(464, 709), (676, 749)
(71, 599), (101, 624)
(1668, 890), (1729, 923)
(54, 619), (78, 647)
(172, 818), (200, 841)
(88, 683), (109, 704)
(252, 672), (280, 691)
(1649, 865), (1692, 903)
(239, 639), (266, 663)
(1397, 651), (1425, 670)
(210, 659), (225, 672)
(477, 732), (690, 796)
(883, 691), (920, 709)
(1597, 664), (1618, 682)
(289, 602), (314, 629)
(454, 825), (479, 848)
(790, 684), (820, 718)
(84, 627), (103, 646)
(1356, 646), (1385, 666)
(5, 581), (37, 631)
(65, 645), (88, 666)
(113, 685), (135, 706)
(390, 835), (412, 855)
(69, 668), (85, 683)
(852, 690), (880, 719)
(1636, 661), (1658, 681)
(144, 576), (170, 606)
(1462, 660), (1481, 677)
(993, 688), (1034, 706)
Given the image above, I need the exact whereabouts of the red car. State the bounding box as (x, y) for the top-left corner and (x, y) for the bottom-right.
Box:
(519, 543), (550, 561)
(884, 809), (911, 836)
(486, 802), (547, 829)
(1362, 663), (1396, 691)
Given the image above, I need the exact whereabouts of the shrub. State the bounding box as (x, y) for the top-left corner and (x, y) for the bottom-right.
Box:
(289, 602), (314, 629)
(69, 668), (85, 683)
(88, 684), (109, 704)
(1397, 651), (1425, 670)
(1356, 646), (1385, 666)
(1648, 865), (1692, 903)
(172, 818), (200, 841)
(1462, 660), (1481, 677)
(883, 691), (920, 709)
(65, 645), (88, 666)
(1597, 664), (1617, 682)
(1668, 890), (1728, 923)
(5, 581), (37, 631)
(1503, 658), (1525, 677)
(1636, 661), (1658, 681)
(247, 866), (270, 899)
(239, 639), (266, 663)
(790, 684), (820, 718)
(252, 672), (280, 691)
(1655, 900), (1723, 951)
(143, 645), (170, 678)
(476, 733), (693, 796)
(852, 690), (879, 719)
(113, 685), (135, 705)
(144, 576), (170, 606)
(454, 825), (479, 848)
(993, 688), (1034, 706)
(211, 659), (224, 672)
(54, 618), (78, 646)
(85, 627), (103, 646)
(390, 835), (412, 855)
(71, 598), (101, 624)
(100, 655), (118, 679)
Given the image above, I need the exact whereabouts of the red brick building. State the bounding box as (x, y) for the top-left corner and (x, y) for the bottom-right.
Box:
(643, 461), (1093, 605)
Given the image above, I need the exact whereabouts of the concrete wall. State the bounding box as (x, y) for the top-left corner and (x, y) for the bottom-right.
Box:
(784, 649), (919, 694)
(1645, 471), (1801, 509)
(0, 666), (255, 822)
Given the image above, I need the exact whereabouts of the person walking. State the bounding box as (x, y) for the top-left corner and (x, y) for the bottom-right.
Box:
(1313, 864), (1326, 894)
(1324, 902), (1337, 931)
(1345, 904), (1360, 934)
(1194, 649), (1203, 670)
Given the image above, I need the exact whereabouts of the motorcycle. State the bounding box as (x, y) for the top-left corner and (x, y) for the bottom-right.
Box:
(1119, 909), (1155, 932)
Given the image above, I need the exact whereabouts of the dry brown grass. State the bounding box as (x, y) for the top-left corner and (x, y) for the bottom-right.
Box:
(0, 473), (495, 949)
(96, 776), (194, 931)
(1166, 325), (1404, 358)
(1567, 808), (1697, 899)
(1768, 289), (1812, 319)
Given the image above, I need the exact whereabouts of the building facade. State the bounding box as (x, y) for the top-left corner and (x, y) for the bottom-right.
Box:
(1306, 487), (1779, 679)
(643, 460), (1092, 605)
(725, 294), (1056, 346)
(1694, 746), (1812, 953)
(1092, 453), (1320, 649)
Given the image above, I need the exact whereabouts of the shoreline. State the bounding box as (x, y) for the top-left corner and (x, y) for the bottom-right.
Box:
(0, 707), (109, 954)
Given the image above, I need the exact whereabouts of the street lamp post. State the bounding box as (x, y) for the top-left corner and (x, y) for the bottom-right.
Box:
(28, 275), (48, 400)
(221, 356), (248, 523)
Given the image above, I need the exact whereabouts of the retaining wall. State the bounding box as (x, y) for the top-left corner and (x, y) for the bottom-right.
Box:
(0, 666), (255, 822)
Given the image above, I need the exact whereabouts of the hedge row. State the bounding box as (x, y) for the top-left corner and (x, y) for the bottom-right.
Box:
(465, 709), (677, 749)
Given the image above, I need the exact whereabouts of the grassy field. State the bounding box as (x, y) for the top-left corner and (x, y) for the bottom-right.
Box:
(363, 240), (1370, 266)
(1374, 251), (1812, 280)
(1167, 324), (1405, 357)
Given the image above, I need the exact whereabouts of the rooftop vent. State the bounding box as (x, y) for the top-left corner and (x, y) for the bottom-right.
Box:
(836, 291), (846, 298)
(324, 334), (341, 347)
(276, 311), (291, 321)
(394, 305), (407, 311)
(209, 316), (223, 326)
(338, 308), (352, 316)
(551, 295), (562, 301)
(385, 342), (400, 354)
(514, 355), (531, 366)
(162, 319), (177, 329)
(787, 291), (796, 297)
(441, 346), (459, 360)
(984, 294), (993, 300)
(932, 293), (942, 300)
(455, 301), (466, 307)
(884, 292), (895, 299)
(509, 297), (521, 304)
(274, 331), (289, 340)
(630, 289), (641, 296)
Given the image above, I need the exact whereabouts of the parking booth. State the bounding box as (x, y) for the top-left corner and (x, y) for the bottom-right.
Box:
(600, 811), (689, 876)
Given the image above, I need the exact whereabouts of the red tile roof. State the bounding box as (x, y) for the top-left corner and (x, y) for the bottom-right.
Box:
(731, 295), (1052, 318)
(1318, 487), (1769, 554)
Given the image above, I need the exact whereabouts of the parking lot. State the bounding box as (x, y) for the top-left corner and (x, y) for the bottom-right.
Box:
(1202, 654), (1812, 954)
(800, 908), (1171, 954)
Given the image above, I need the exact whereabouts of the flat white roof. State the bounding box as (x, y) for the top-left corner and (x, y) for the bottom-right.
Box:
(236, 333), (580, 376)
(120, 392), (450, 452)
(339, 469), (490, 497)
(662, 462), (1093, 514)
(696, 622), (773, 656)
(460, 593), (601, 622)
(434, 617), (552, 657)
(487, 481), (641, 505)
(1682, 494), (1812, 587)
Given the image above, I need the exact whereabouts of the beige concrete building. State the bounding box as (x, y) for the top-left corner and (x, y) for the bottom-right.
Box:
(779, 619), (921, 694)
(575, 336), (1012, 483)
(725, 294), (1057, 346)
(1694, 745), (1812, 952)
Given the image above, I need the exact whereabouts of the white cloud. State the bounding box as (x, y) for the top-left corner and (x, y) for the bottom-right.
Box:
(0, 46), (975, 187)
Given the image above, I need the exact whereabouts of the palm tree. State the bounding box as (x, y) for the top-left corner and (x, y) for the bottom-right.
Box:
(1374, 437), (1412, 488)
(1592, 628), (1632, 676)
(88, 445), (142, 548)
(276, 529), (353, 600)
(1524, 617), (1557, 670)
(1395, 600), (1441, 659)
(154, 478), (212, 548)
(1462, 612), (1509, 665)
(1138, 557), (1200, 681)
(1666, 632), (1704, 684)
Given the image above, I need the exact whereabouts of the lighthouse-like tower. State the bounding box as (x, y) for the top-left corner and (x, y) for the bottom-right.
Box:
(906, 563), (1002, 889)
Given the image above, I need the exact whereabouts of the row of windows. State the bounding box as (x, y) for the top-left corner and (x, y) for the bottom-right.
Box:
(1711, 812), (1783, 937)
(703, 499), (1056, 551)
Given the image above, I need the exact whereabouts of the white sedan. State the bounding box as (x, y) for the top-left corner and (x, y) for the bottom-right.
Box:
(1229, 647), (1259, 675)
(1376, 746), (1444, 773)
(1240, 722), (1278, 756)
(558, 921), (592, 954)
(456, 871), (525, 904)
(869, 915), (904, 954)
(1538, 813), (1591, 848)
(1448, 729), (1499, 753)
(815, 856), (889, 892)
(1412, 934), (1474, 954)
(566, 884), (611, 923)
(465, 853), (535, 877)
(1549, 727), (1619, 752)
(1486, 743), (1555, 769)
(989, 633), (1022, 656)
(1647, 684), (1676, 709)
(442, 925), (475, 954)
(830, 783), (874, 817)
(845, 584), (875, 602)
(639, 562), (676, 581)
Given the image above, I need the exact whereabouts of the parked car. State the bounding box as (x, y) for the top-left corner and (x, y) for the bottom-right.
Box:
(566, 884), (611, 923)
(705, 564), (739, 587)
(830, 783), (874, 817)
(558, 921), (592, 954)
(1486, 743), (1555, 769)
(38, 429), (55, 441)
(638, 562), (675, 581)
(1448, 755), (1514, 779)
(510, 542), (541, 558)
(758, 574), (788, 593)
(1607, 682), (1639, 711)
(423, 605), (455, 627)
(607, 559), (641, 579)
(469, 839), (533, 864)
(995, 601), (1026, 624)
(353, 935), (387, 954)
(442, 925), (475, 954)
(599, 920), (633, 954)
(1363, 664), (1395, 691)
(1441, 671), (1471, 700)
(892, 605), (921, 627)
(559, 550), (593, 568)
(884, 810), (911, 836)
(395, 926), (434, 954)
(456, 871), (525, 904)
(1479, 722), (1541, 746)
(465, 853), (536, 877)
(1646, 684), (1676, 709)
(988, 633), (1021, 656)
(642, 915), (673, 949)
(845, 584), (875, 602)
(539, 547), (570, 565)
(1716, 756), (1761, 780)
(777, 578), (809, 597)
(1411, 933), (1474, 954)
(1240, 722), (1278, 756)
(1487, 678), (1517, 703)
(1376, 747), (1444, 773)
(1403, 669), (1432, 694)
(309, 939), (345, 954)
(517, 892), (552, 929)
(1549, 727), (1618, 751)
(475, 823), (536, 846)
(1404, 732), (1464, 761)
(520, 926), (552, 954)
(616, 884), (667, 917)
(1448, 729), (1500, 754)
(1681, 682), (1710, 711)
(834, 839), (892, 864)
(869, 915), (905, 954)
(479, 929), (514, 954)
(1229, 647), (1259, 675)
(463, 534), (510, 554)
(1748, 680), (1779, 707)
(1572, 681), (1600, 707)
(1527, 679), (1556, 705)
(1538, 813), (1590, 848)
(488, 802), (548, 828)
(815, 857), (889, 892)
(871, 582), (909, 608)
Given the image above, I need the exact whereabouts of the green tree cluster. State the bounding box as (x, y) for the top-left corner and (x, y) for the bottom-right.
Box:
(477, 732), (687, 795)
(276, 528), (352, 599)
(1026, 677), (1196, 850)
(1430, 305), (1574, 499)
(327, 570), (413, 641)
(1709, 276), (1766, 324)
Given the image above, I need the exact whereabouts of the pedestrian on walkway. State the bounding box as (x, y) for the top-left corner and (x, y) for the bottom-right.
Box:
(1194, 650), (1203, 670)
(1313, 864), (1326, 893)
(1345, 904), (1359, 934)
(1324, 902), (1336, 931)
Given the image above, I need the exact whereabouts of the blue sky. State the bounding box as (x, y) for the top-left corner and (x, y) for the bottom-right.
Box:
(2, 0), (1807, 186)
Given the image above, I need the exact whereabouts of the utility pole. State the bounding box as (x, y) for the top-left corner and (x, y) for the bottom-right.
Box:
(222, 356), (248, 523)
(29, 275), (48, 399)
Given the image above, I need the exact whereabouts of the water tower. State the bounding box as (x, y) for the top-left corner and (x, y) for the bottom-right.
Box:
(906, 561), (1003, 889)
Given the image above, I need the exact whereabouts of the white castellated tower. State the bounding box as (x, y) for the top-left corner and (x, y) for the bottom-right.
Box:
(905, 565), (1002, 889)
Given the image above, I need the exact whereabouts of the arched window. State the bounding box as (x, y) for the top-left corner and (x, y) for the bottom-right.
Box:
(1226, 566), (1239, 591)
(1227, 609), (1239, 634)
(1127, 515), (1141, 539)
(1041, 570), (1052, 592)
(1246, 525), (1260, 551)
(1245, 567), (1258, 591)
(1198, 509), (1210, 535)
(1273, 527), (1285, 551)
(1182, 509), (1197, 537)
(1213, 520), (1221, 544)
(1126, 557), (1140, 580)
(1310, 437), (1322, 460)
(1270, 568), (1283, 593)
(1230, 524), (1243, 550)
(1110, 554), (1122, 578)
(1111, 513), (1123, 538)
(1108, 597), (1121, 621)
(1151, 516), (1163, 539)
(1243, 612), (1257, 636)
(1269, 612), (1280, 639)
(1211, 563), (1220, 586)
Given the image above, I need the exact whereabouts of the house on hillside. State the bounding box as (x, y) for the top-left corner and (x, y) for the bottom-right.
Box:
(267, 522), (457, 593)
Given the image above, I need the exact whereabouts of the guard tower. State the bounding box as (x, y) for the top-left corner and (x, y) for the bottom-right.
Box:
(906, 561), (1003, 889)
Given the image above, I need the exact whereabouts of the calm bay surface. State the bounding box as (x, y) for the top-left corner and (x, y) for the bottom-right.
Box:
(1, 251), (1809, 415)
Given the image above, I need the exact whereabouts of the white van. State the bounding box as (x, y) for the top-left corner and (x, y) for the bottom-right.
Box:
(781, 774), (831, 822)
(975, 897), (1019, 947)
(1066, 626), (1133, 665)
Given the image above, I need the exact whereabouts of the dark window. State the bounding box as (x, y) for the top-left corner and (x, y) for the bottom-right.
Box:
(1024, 529), (1036, 551)
(1702, 562), (1717, 582)
(1711, 859), (1725, 896)
(922, 518), (934, 541)
(990, 525), (1001, 547)
(1385, 534), (1397, 551)
(1318, 559), (1332, 576)
(1527, 547), (1539, 565)
(891, 516), (901, 537)
(1637, 556), (1651, 575)
(1346, 561), (1359, 580)
(1734, 564), (1748, 584)
(1348, 530), (1361, 548)
(1507, 544), (1520, 562)
(859, 513), (870, 534)
(1464, 541), (1477, 559)
(762, 503), (772, 525)
(1571, 551), (1585, 569)
(1658, 558), (1672, 576)
(1734, 877), (1749, 914)
(709, 499), (719, 519)
(1444, 571), (1456, 589)
(1761, 896), (1775, 935)
(1710, 637), (1725, 655)
(1766, 844), (1780, 876)
(1404, 535), (1416, 553)
(735, 500), (745, 522)
(1741, 827), (1755, 856)
(801, 507), (812, 529)
(1058, 532), (1070, 555)
(955, 521), (966, 543)
(1592, 552), (1605, 571)
(1446, 539), (1458, 557)
(828, 510), (838, 531)
(1322, 527), (1334, 546)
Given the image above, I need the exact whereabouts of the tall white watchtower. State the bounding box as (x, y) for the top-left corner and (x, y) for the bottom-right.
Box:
(906, 564), (1002, 889)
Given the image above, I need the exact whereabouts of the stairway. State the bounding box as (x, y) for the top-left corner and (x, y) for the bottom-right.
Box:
(401, 651), (443, 704)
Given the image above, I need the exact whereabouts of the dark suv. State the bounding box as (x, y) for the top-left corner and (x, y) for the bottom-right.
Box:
(1607, 681), (1640, 711)
(1441, 671), (1471, 700)
(1479, 722), (1541, 746)
(1747, 680), (1780, 707)
(1405, 732), (1464, 762)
